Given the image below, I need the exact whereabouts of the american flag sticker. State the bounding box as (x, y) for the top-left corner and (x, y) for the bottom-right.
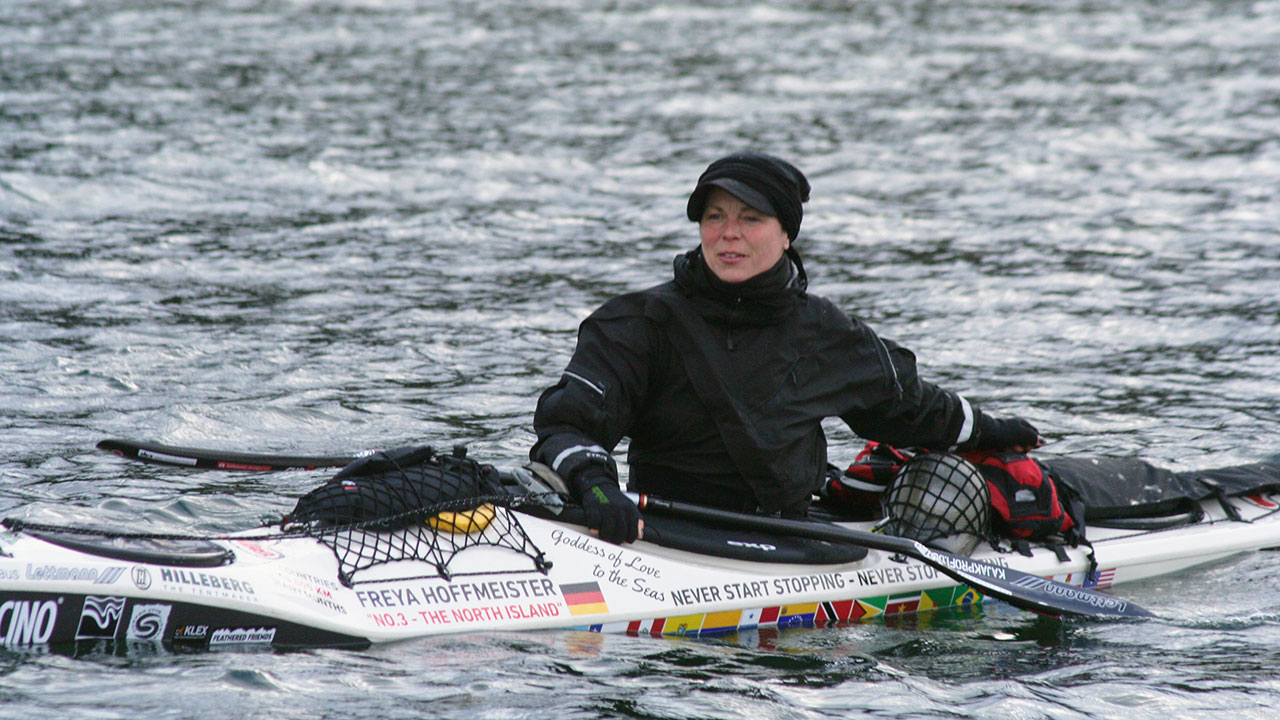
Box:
(1085, 568), (1116, 590)
(560, 582), (609, 616)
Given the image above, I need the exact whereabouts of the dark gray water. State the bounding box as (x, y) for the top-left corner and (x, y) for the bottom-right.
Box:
(2, 0), (1279, 717)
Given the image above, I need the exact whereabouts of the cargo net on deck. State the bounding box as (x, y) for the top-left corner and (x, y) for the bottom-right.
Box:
(282, 445), (552, 586)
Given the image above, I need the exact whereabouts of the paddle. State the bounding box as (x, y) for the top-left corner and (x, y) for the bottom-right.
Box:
(96, 438), (357, 471)
(632, 493), (1153, 620)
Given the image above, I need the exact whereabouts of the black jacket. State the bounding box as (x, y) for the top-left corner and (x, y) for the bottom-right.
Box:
(531, 249), (979, 514)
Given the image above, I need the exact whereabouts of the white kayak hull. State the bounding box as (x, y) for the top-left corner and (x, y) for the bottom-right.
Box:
(1, 491), (1278, 650)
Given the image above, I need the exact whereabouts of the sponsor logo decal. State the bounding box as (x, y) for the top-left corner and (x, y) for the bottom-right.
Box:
(126, 603), (171, 642)
(0, 598), (60, 646)
(726, 540), (777, 552)
(138, 449), (196, 466)
(174, 624), (209, 641)
(917, 547), (1008, 582)
(231, 539), (283, 559)
(1009, 575), (1129, 612)
(215, 462), (273, 471)
(25, 564), (126, 585)
(275, 570), (348, 614)
(209, 627), (276, 646)
(76, 596), (126, 640)
(132, 567), (152, 591)
(158, 568), (255, 598)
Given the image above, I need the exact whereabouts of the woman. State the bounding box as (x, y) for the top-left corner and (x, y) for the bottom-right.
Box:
(530, 153), (1039, 544)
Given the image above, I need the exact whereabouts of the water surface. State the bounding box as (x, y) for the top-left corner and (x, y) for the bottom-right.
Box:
(2, 1), (1278, 718)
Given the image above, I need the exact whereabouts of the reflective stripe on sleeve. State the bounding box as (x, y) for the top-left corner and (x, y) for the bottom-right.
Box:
(551, 444), (609, 474)
(563, 371), (605, 396)
(951, 395), (975, 448)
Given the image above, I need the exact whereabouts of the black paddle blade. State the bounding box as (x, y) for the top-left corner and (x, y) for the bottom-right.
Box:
(914, 544), (1154, 619)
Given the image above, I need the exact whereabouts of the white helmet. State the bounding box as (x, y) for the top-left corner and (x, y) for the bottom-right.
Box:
(882, 452), (989, 556)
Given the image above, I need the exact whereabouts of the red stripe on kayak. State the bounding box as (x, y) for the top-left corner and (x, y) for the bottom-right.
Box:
(559, 582), (606, 606)
(563, 590), (605, 605)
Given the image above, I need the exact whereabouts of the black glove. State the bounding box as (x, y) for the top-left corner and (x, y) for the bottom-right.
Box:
(976, 414), (1041, 450)
(576, 471), (642, 544)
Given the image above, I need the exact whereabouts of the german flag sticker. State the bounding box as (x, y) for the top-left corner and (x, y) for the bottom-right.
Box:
(560, 582), (609, 616)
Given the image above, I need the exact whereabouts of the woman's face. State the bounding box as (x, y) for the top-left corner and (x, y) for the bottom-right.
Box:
(698, 187), (791, 284)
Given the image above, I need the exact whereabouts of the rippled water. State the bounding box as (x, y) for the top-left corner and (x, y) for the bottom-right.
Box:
(2, 0), (1279, 718)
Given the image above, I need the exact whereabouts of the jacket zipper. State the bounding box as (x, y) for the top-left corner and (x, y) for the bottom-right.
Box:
(726, 297), (743, 351)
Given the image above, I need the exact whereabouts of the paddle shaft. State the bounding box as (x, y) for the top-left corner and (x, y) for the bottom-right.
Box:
(633, 493), (1153, 620)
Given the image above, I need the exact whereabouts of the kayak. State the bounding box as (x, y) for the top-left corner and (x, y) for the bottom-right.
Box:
(3, 443), (1279, 651)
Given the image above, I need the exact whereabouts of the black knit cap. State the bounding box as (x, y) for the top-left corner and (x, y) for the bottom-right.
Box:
(686, 153), (811, 240)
